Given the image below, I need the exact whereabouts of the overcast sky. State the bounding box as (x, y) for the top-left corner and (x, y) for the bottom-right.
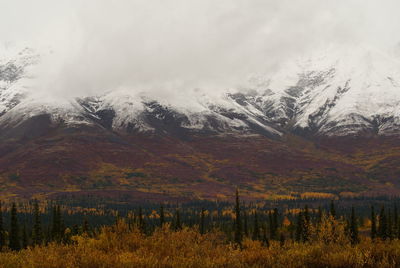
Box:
(1, 0), (400, 99)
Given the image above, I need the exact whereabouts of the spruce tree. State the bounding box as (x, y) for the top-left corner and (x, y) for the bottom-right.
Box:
(159, 205), (165, 227)
(233, 188), (242, 246)
(243, 211), (249, 237)
(262, 225), (270, 247)
(32, 200), (42, 246)
(394, 204), (398, 237)
(279, 233), (285, 247)
(330, 200), (336, 218)
(295, 211), (303, 242)
(22, 223), (28, 249)
(303, 205), (310, 242)
(349, 207), (359, 245)
(371, 205), (377, 240)
(378, 206), (388, 240)
(0, 202), (5, 250)
(388, 209), (393, 240)
(9, 203), (20, 251)
(200, 208), (205, 235)
(82, 218), (90, 234)
(174, 209), (182, 231)
(252, 210), (260, 241)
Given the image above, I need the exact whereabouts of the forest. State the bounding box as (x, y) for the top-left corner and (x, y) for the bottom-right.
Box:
(1, 191), (400, 267)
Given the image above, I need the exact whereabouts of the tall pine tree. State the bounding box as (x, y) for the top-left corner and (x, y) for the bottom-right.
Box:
(349, 207), (359, 245)
(0, 202), (5, 250)
(233, 188), (242, 247)
(32, 200), (42, 246)
(371, 205), (377, 240)
(9, 203), (20, 251)
(252, 210), (260, 241)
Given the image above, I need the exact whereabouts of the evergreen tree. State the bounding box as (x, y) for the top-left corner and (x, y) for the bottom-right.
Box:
(262, 225), (270, 247)
(82, 218), (90, 234)
(243, 211), (249, 237)
(138, 207), (146, 233)
(272, 208), (279, 239)
(295, 211), (303, 242)
(0, 202), (5, 250)
(394, 204), (398, 237)
(349, 207), (359, 245)
(279, 233), (285, 247)
(303, 205), (310, 242)
(22, 223), (28, 249)
(330, 200), (336, 218)
(9, 203), (20, 251)
(317, 206), (323, 224)
(32, 200), (42, 246)
(174, 209), (182, 231)
(200, 208), (205, 235)
(388, 209), (393, 240)
(378, 206), (388, 240)
(252, 210), (260, 241)
(233, 188), (242, 246)
(371, 205), (377, 240)
(159, 205), (165, 227)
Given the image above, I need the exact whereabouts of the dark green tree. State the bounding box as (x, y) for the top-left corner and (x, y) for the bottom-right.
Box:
(200, 208), (205, 235)
(22, 223), (28, 249)
(295, 211), (303, 242)
(388, 209), (393, 240)
(349, 207), (359, 245)
(9, 203), (20, 251)
(32, 200), (42, 246)
(174, 209), (182, 231)
(378, 206), (388, 240)
(330, 200), (336, 218)
(243, 211), (249, 237)
(252, 210), (260, 241)
(371, 205), (377, 240)
(233, 188), (242, 246)
(159, 205), (165, 227)
(0, 202), (5, 250)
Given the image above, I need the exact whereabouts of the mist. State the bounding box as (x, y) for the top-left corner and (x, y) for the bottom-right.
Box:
(1, 0), (400, 100)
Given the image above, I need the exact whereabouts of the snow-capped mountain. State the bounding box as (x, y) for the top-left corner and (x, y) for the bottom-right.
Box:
(2, 45), (400, 138)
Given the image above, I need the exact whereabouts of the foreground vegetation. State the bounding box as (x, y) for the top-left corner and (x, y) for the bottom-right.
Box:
(2, 191), (400, 267)
(2, 220), (400, 267)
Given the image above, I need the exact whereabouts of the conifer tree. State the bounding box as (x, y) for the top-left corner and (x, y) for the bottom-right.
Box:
(317, 206), (323, 224)
(82, 218), (90, 234)
(174, 209), (182, 231)
(22, 223), (28, 249)
(302, 206), (310, 242)
(262, 225), (270, 247)
(378, 206), (388, 240)
(371, 205), (377, 240)
(32, 200), (42, 246)
(233, 188), (242, 246)
(279, 233), (285, 247)
(9, 203), (20, 251)
(159, 205), (165, 227)
(295, 211), (303, 242)
(138, 207), (146, 233)
(272, 208), (279, 239)
(388, 209), (393, 240)
(200, 208), (205, 235)
(349, 207), (359, 245)
(252, 210), (260, 241)
(394, 204), (398, 237)
(243, 211), (249, 237)
(330, 200), (336, 218)
(0, 202), (5, 250)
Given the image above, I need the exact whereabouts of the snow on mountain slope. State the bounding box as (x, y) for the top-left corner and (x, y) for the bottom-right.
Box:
(1, 45), (400, 137)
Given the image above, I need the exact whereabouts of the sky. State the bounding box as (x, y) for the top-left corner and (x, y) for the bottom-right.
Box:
(1, 0), (400, 100)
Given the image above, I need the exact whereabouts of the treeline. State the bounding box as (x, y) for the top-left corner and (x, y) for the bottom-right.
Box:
(1, 190), (400, 251)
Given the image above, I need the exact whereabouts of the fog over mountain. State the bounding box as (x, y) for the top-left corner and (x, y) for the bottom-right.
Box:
(1, 0), (400, 103)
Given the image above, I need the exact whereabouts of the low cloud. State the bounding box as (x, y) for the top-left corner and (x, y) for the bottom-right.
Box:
(1, 0), (400, 100)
